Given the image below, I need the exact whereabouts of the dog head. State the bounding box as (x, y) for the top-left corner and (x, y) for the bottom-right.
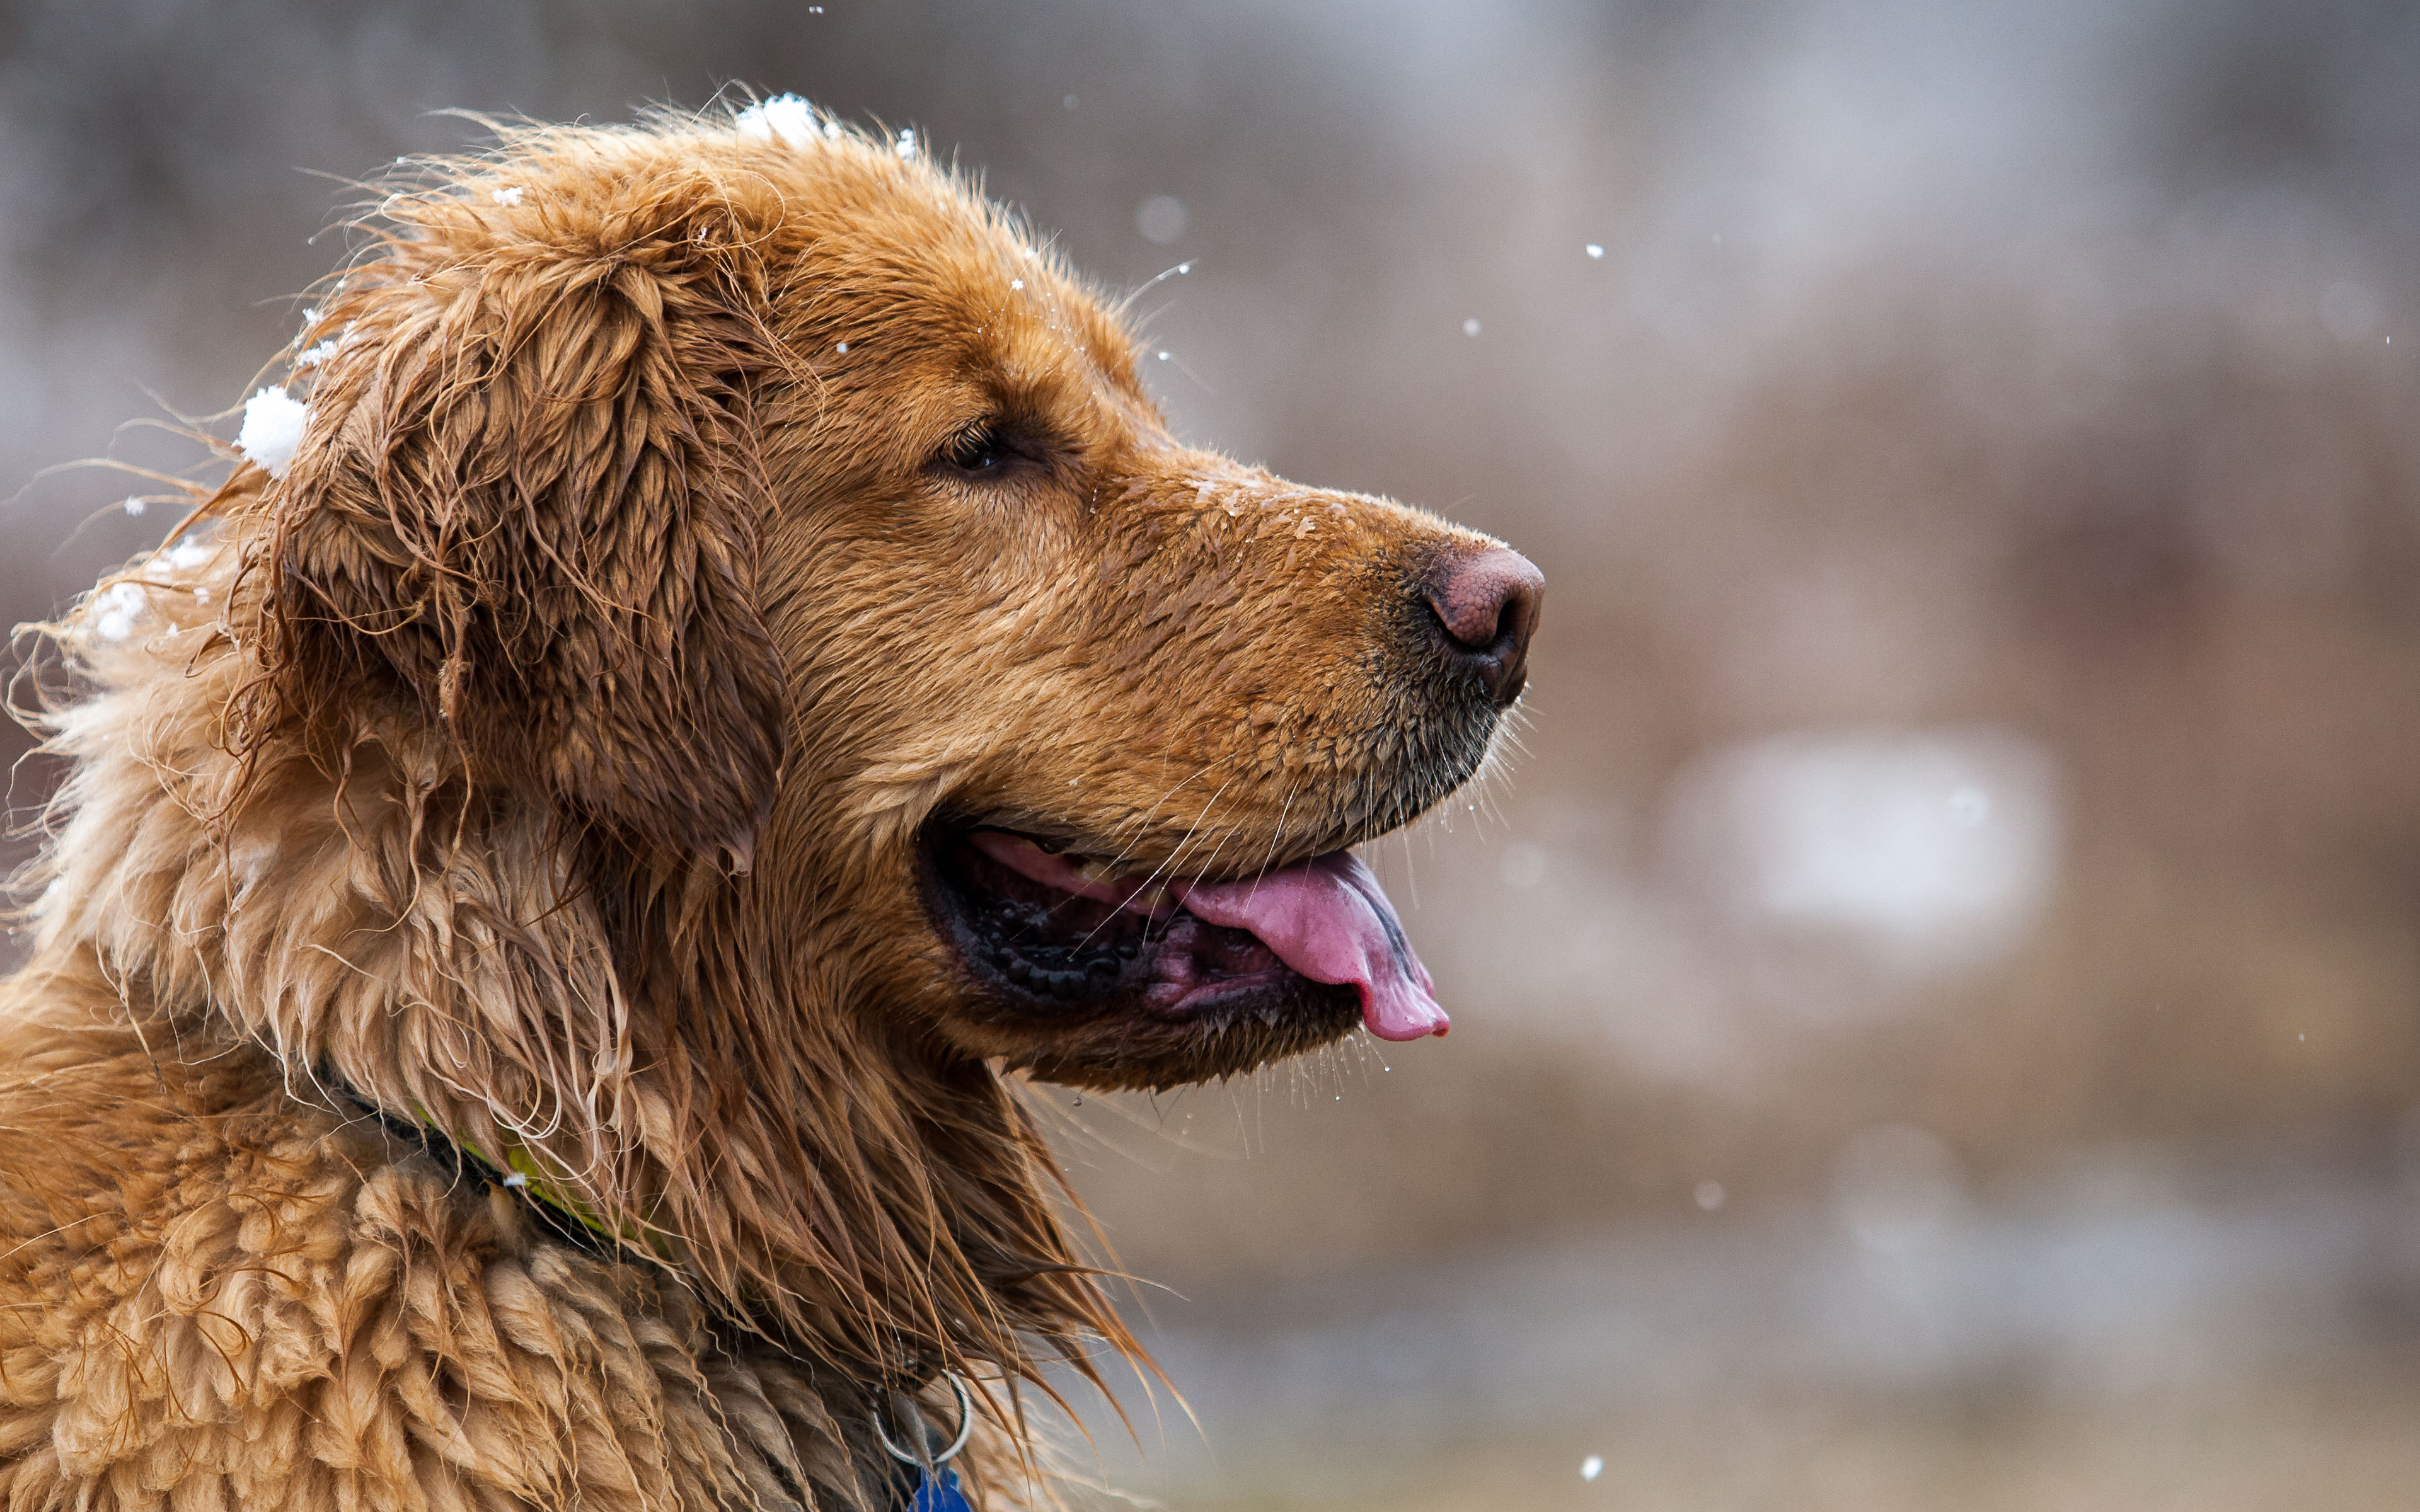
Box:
(13, 106), (1557, 1407)
(251, 106), (1541, 1096)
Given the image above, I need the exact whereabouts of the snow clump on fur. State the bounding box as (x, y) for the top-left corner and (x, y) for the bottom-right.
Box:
(236, 386), (308, 478)
(735, 94), (820, 148)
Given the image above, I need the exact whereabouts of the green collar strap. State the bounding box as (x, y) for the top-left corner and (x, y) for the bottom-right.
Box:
(406, 1102), (660, 1255)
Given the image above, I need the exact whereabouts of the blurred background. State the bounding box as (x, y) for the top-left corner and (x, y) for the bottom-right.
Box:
(8, 1), (2420, 1506)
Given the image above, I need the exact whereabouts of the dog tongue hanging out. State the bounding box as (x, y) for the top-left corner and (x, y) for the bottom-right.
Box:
(0, 99), (1540, 1511)
(964, 831), (1449, 1040)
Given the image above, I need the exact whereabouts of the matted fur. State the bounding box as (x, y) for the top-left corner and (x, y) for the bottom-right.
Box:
(0, 105), (1531, 1509)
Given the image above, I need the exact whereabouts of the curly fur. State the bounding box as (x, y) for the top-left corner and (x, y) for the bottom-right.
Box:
(0, 104), (1530, 1509)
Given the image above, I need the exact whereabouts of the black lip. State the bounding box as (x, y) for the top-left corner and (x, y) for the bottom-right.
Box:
(916, 822), (1359, 1034)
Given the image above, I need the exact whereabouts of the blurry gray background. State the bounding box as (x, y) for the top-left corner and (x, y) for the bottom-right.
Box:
(9, 1), (2420, 1508)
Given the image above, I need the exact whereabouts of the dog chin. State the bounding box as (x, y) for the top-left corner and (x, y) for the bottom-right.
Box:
(915, 821), (1441, 1089)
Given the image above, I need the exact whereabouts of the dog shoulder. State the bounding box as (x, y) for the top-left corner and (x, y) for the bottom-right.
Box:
(0, 1007), (847, 1512)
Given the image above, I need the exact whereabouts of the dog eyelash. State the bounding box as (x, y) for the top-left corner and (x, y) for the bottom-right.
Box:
(940, 422), (1015, 475)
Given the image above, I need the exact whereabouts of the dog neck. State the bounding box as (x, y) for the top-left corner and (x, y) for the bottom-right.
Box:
(13, 525), (1131, 1411)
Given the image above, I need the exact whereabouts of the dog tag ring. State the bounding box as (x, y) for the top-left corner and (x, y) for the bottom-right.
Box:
(873, 1372), (974, 1512)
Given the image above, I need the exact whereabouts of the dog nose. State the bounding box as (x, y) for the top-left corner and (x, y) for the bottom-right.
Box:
(1424, 546), (1544, 705)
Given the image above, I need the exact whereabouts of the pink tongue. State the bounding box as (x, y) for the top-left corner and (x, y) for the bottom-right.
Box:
(966, 832), (1448, 1041)
(1174, 852), (1448, 1042)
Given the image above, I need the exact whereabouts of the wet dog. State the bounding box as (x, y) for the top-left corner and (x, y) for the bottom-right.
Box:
(0, 101), (1539, 1509)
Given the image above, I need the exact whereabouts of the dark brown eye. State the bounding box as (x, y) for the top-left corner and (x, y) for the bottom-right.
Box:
(941, 423), (1010, 474)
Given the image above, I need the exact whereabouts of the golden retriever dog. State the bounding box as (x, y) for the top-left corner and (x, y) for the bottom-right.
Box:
(0, 101), (1540, 1511)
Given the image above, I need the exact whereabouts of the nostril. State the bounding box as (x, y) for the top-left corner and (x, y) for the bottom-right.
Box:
(1423, 546), (1545, 704)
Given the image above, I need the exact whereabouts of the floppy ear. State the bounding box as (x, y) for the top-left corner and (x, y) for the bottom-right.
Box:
(262, 209), (788, 868)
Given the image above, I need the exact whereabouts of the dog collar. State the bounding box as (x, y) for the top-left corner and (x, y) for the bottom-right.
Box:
(339, 1087), (654, 1256)
(445, 1123), (654, 1252)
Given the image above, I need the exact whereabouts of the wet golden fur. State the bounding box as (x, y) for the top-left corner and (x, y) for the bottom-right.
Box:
(0, 106), (1523, 1509)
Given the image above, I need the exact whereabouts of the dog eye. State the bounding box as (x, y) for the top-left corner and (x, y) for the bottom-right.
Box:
(940, 423), (1013, 475)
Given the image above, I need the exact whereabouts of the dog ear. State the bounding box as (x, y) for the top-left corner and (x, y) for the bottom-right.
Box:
(260, 202), (788, 869)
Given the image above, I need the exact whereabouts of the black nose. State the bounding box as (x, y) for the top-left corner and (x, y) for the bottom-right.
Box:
(1423, 546), (1545, 705)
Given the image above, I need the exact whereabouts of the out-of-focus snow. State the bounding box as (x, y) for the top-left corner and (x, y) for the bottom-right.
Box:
(1137, 194), (1189, 244)
(735, 94), (819, 147)
(1667, 725), (2061, 973)
(236, 386), (308, 479)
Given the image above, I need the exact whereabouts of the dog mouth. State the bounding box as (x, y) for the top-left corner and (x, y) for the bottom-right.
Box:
(921, 826), (1448, 1045)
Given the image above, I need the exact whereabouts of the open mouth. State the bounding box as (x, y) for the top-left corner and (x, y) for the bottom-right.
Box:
(922, 825), (1448, 1046)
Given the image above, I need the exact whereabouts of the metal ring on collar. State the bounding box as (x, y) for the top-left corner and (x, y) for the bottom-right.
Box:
(872, 1372), (974, 1469)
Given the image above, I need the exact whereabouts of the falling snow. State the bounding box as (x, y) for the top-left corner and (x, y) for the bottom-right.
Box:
(1581, 1456), (1605, 1481)
(492, 185), (524, 207)
(1463, 318), (1482, 336)
(1136, 194), (1189, 244)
